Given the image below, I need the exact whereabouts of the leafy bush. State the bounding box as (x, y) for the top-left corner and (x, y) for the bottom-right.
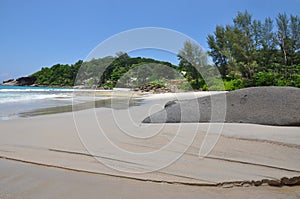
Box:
(205, 77), (225, 91)
(177, 82), (193, 91)
(224, 79), (244, 91)
(149, 80), (166, 87)
(292, 74), (300, 87)
(254, 72), (276, 86)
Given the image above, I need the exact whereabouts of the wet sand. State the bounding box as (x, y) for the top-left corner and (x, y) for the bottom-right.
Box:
(1, 159), (300, 199)
(0, 92), (300, 198)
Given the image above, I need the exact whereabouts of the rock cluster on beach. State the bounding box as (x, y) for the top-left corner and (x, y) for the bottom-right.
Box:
(135, 83), (172, 93)
(219, 176), (300, 188)
(143, 86), (300, 126)
(2, 77), (37, 86)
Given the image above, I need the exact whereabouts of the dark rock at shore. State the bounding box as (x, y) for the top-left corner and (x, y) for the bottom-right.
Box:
(267, 180), (282, 187)
(281, 176), (300, 186)
(143, 86), (300, 126)
(252, 180), (263, 186)
(2, 79), (18, 86)
(137, 84), (172, 93)
(2, 79), (14, 84)
(16, 77), (37, 86)
(219, 176), (300, 188)
(2, 76), (36, 86)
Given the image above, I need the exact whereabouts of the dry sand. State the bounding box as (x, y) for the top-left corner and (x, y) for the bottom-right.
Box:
(0, 91), (300, 198)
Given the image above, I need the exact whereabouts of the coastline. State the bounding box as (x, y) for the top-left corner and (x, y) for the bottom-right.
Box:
(18, 90), (224, 118)
(0, 91), (300, 198)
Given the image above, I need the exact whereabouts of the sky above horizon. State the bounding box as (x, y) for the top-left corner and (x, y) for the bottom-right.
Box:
(0, 0), (299, 82)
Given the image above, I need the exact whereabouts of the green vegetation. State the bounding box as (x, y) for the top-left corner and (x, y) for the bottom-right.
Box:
(30, 11), (300, 91)
(207, 11), (300, 89)
(30, 53), (179, 88)
(99, 53), (178, 88)
(30, 60), (82, 86)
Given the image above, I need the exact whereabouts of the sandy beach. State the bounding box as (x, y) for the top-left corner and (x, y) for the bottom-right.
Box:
(1, 159), (300, 199)
(0, 91), (300, 198)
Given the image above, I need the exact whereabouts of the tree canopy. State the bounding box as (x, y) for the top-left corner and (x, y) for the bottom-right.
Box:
(29, 11), (300, 90)
(207, 11), (300, 88)
(30, 54), (178, 88)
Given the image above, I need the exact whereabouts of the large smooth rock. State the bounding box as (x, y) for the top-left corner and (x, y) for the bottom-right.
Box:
(143, 87), (300, 126)
(15, 76), (37, 86)
(2, 76), (36, 86)
(2, 79), (14, 84)
(2, 79), (18, 86)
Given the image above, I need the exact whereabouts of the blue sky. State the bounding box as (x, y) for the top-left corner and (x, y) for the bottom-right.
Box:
(0, 0), (299, 82)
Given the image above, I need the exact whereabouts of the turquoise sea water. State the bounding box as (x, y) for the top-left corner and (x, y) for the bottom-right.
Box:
(0, 85), (75, 120)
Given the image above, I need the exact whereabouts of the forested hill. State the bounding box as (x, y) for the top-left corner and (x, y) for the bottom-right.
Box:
(24, 11), (300, 90)
(30, 54), (177, 88)
(30, 60), (82, 87)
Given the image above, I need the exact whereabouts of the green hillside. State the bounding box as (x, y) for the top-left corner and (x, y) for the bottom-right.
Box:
(30, 53), (178, 88)
(30, 11), (300, 90)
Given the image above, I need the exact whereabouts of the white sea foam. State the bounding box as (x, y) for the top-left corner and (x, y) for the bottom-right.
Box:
(0, 93), (72, 104)
(0, 86), (115, 120)
(0, 88), (74, 92)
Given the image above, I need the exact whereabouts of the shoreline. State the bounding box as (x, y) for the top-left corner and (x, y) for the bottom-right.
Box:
(7, 90), (220, 120)
(0, 90), (300, 198)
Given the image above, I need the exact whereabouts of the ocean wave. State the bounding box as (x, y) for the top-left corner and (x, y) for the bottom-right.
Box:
(0, 88), (74, 92)
(0, 94), (72, 104)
